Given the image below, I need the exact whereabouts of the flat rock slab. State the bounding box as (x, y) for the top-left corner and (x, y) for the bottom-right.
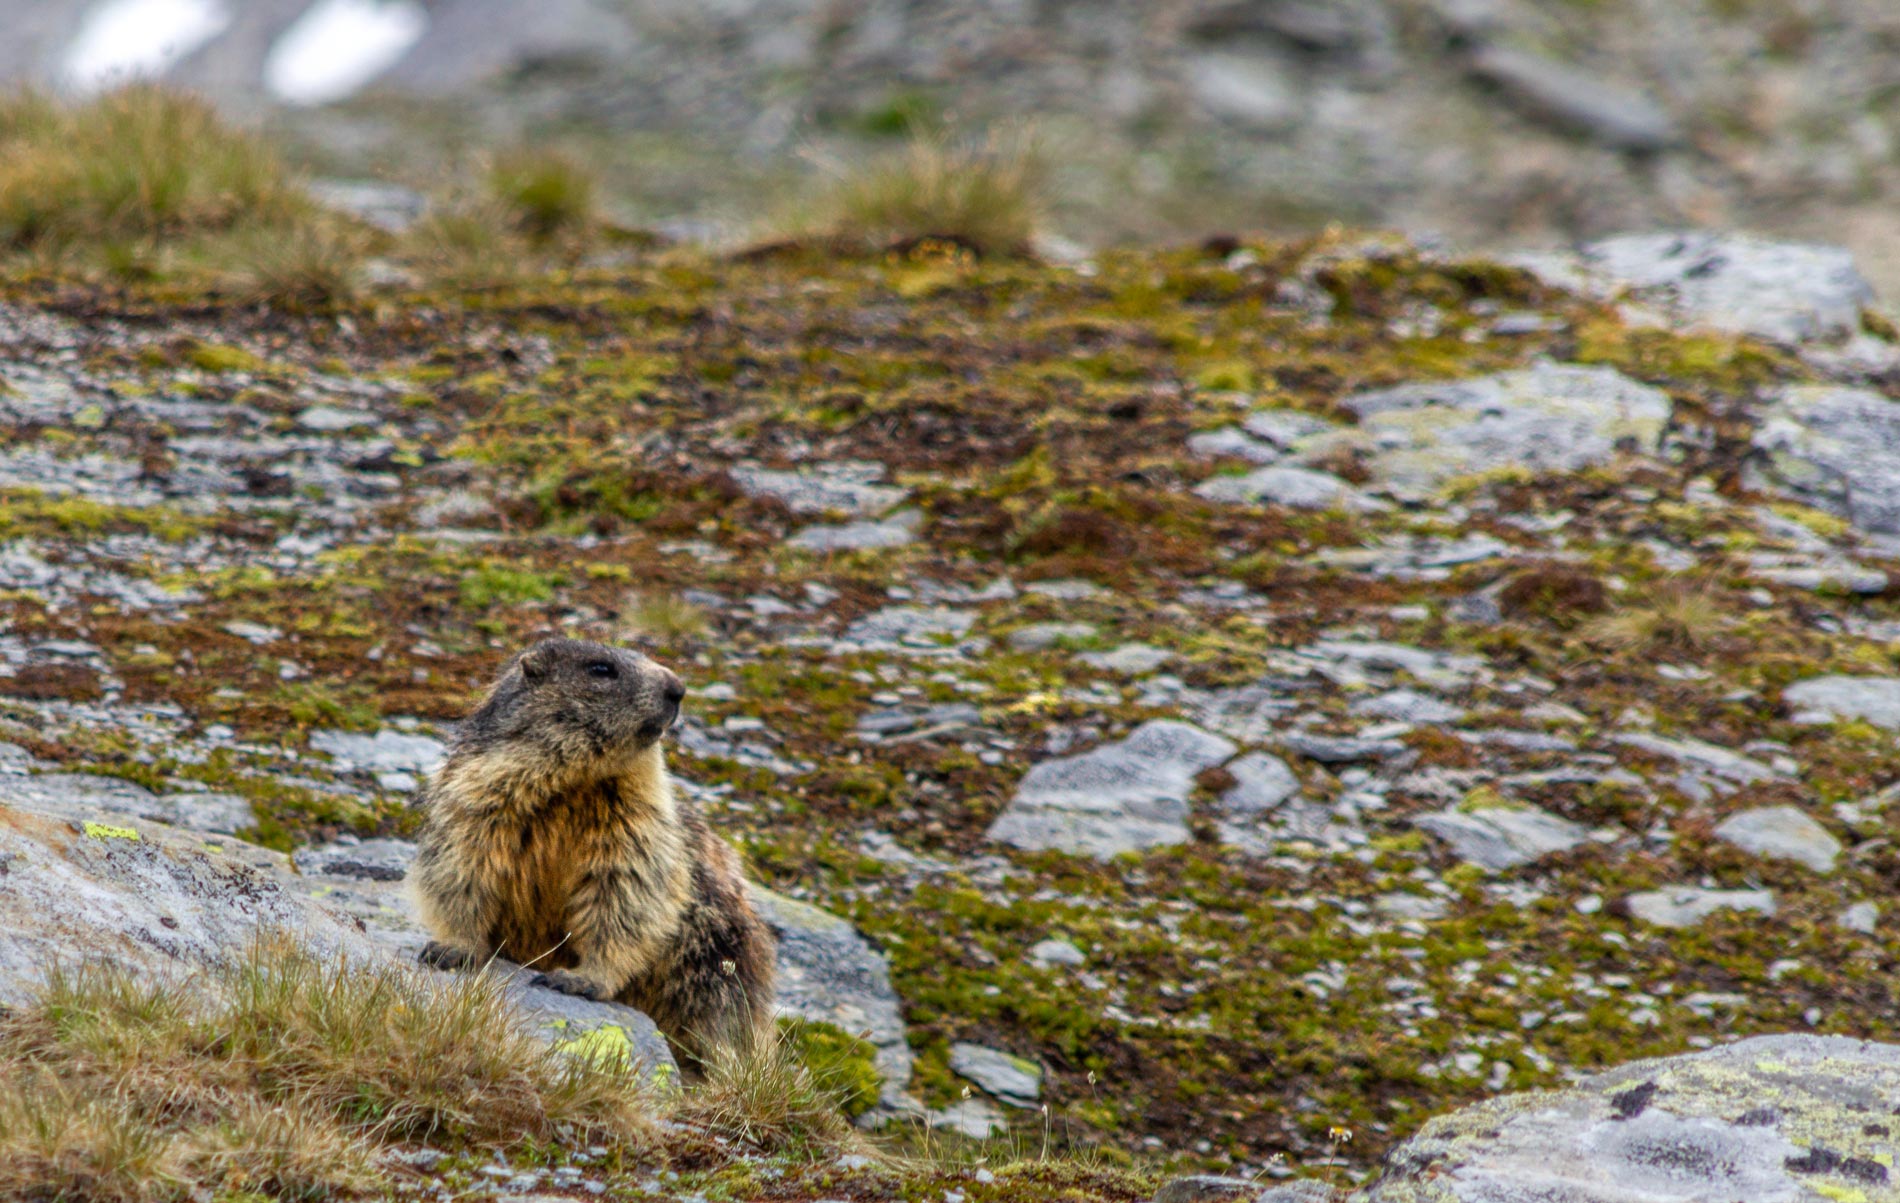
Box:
(835, 605), (978, 655)
(1625, 887), (1777, 928)
(987, 720), (1237, 859)
(1337, 363), (1670, 501)
(0, 788), (677, 1080)
(1613, 732), (1784, 789)
(1563, 231), (1875, 344)
(1414, 805), (1589, 871)
(1219, 751), (1301, 816)
(728, 462), (907, 517)
(1194, 465), (1382, 511)
(1784, 675), (1900, 729)
(786, 510), (921, 552)
(0, 773), (255, 836)
(1713, 805), (1841, 873)
(308, 728), (446, 774)
(1359, 1034), (1900, 1202)
(1753, 386), (1900, 537)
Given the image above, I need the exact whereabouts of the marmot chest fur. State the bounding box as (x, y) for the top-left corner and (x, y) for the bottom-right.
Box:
(409, 637), (775, 1065)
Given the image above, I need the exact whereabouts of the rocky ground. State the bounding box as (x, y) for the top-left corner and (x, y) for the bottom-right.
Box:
(6, 226), (1900, 1199)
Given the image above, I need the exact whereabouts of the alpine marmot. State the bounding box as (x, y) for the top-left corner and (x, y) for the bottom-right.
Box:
(409, 637), (775, 1065)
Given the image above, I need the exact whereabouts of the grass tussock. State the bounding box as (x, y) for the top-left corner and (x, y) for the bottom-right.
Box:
(488, 149), (598, 245)
(621, 590), (710, 642)
(675, 1029), (866, 1161)
(801, 128), (1048, 258)
(0, 85), (306, 251)
(1581, 577), (1733, 656)
(0, 934), (656, 1202)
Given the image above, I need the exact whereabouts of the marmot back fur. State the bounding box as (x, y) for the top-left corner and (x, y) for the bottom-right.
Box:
(409, 637), (775, 1065)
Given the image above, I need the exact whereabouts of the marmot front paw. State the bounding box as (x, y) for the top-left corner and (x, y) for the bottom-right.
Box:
(419, 941), (476, 971)
(529, 969), (610, 1000)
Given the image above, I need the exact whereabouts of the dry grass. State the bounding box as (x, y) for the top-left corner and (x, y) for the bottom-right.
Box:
(621, 590), (710, 642)
(489, 149), (599, 245)
(675, 1029), (865, 1161)
(1581, 577), (1733, 656)
(234, 219), (368, 310)
(0, 85), (307, 251)
(800, 128), (1048, 258)
(0, 934), (656, 1202)
(404, 199), (533, 289)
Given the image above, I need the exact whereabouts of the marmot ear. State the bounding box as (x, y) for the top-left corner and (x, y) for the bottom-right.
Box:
(517, 643), (556, 683)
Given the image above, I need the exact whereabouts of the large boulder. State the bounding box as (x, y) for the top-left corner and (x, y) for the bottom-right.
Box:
(1359, 1034), (1900, 1202)
(0, 775), (674, 1080)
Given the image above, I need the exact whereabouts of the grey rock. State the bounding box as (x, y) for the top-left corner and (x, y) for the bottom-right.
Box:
(1713, 806), (1841, 873)
(1612, 732), (1783, 789)
(987, 720), (1237, 858)
(1078, 643), (1174, 675)
(1360, 1034), (1900, 1202)
(787, 510), (921, 552)
(1625, 887), (1777, 928)
(1339, 363), (1670, 501)
(836, 605), (977, 655)
(1375, 892), (1449, 921)
(1303, 640), (1485, 690)
(1028, 938), (1086, 967)
(1255, 1185), (1340, 1203)
(1841, 902), (1879, 934)
(1219, 751), (1301, 815)
(1187, 426), (1281, 464)
(308, 728), (447, 774)
(1414, 805), (1589, 871)
(0, 797), (374, 1008)
(1575, 232), (1875, 344)
(1753, 386), (1900, 536)
(1350, 689), (1467, 724)
(927, 1096), (1007, 1138)
(728, 462), (906, 517)
(1468, 45), (1679, 150)
(294, 837), (419, 882)
(1243, 409), (1339, 447)
(1006, 622), (1098, 651)
(1152, 1175), (1259, 1203)
(159, 791), (256, 835)
(1785, 676), (1900, 729)
(948, 1042), (1042, 1106)
(749, 887), (914, 1108)
(296, 405), (377, 431)
(1195, 465), (1381, 511)
(1186, 50), (1300, 131)
(1749, 560), (1889, 594)
(1282, 732), (1408, 764)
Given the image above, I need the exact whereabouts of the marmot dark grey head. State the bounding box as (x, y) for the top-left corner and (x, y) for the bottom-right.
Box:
(461, 638), (685, 757)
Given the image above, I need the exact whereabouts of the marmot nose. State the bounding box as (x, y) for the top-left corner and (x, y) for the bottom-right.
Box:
(660, 672), (686, 705)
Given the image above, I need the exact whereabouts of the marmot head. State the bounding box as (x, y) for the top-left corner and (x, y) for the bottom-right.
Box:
(464, 637), (686, 762)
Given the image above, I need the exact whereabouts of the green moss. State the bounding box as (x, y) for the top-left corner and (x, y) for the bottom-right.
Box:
(779, 1018), (882, 1119)
(457, 563), (563, 609)
(185, 340), (266, 374)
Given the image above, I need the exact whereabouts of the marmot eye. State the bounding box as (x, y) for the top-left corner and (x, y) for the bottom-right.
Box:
(587, 661), (618, 679)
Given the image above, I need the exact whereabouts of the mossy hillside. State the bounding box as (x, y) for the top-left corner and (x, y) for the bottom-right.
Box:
(0, 231), (1893, 1190)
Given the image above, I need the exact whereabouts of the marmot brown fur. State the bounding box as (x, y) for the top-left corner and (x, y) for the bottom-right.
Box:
(409, 637), (776, 1065)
